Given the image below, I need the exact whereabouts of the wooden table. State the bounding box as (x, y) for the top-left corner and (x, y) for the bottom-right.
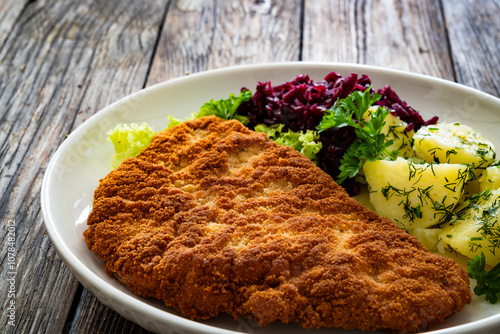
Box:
(1, 0), (499, 333)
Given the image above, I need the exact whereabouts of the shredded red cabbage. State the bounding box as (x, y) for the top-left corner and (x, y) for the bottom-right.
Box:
(237, 71), (438, 193)
(376, 85), (439, 132)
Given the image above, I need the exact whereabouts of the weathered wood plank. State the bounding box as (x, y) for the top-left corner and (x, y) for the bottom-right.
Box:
(0, 0), (30, 44)
(0, 0), (168, 333)
(68, 290), (153, 334)
(146, 0), (303, 86)
(302, 0), (454, 79)
(442, 0), (500, 97)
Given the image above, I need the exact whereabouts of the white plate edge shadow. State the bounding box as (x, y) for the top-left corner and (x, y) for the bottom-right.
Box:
(41, 61), (500, 334)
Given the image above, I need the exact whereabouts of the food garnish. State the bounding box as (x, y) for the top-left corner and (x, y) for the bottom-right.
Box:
(467, 252), (500, 304)
(316, 87), (396, 184)
(194, 89), (252, 125)
(108, 123), (156, 169)
(254, 124), (322, 163)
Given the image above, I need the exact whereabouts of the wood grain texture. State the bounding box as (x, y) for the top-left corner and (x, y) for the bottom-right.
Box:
(302, 0), (455, 79)
(0, 0), (168, 333)
(68, 290), (153, 334)
(146, 0), (302, 86)
(0, 0), (30, 44)
(442, 0), (500, 97)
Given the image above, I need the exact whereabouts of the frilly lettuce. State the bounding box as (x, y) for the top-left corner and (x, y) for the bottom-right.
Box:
(166, 115), (183, 129)
(254, 124), (322, 163)
(108, 123), (157, 169)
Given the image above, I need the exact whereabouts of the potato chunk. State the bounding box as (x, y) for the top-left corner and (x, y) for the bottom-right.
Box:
(410, 228), (442, 251)
(364, 157), (469, 233)
(440, 189), (500, 267)
(479, 166), (500, 192)
(364, 107), (415, 158)
(413, 122), (496, 169)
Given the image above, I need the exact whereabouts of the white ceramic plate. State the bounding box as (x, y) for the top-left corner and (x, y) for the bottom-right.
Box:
(41, 62), (500, 334)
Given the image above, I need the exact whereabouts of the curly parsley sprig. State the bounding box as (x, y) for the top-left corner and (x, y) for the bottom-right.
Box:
(467, 252), (500, 304)
(317, 87), (396, 184)
(195, 89), (252, 125)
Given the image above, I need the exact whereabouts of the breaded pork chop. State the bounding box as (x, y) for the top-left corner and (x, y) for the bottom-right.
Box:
(84, 116), (471, 333)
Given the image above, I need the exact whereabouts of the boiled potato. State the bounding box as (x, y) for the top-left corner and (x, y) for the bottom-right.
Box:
(440, 189), (500, 267)
(364, 107), (415, 158)
(479, 166), (500, 191)
(363, 157), (469, 234)
(410, 228), (442, 251)
(413, 122), (496, 170)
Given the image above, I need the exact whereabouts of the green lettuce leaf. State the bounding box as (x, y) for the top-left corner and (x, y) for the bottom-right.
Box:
(255, 124), (322, 163)
(108, 123), (157, 169)
(166, 115), (183, 129)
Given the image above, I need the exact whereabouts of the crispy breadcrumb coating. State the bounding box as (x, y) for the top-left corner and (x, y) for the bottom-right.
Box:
(84, 116), (471, 333)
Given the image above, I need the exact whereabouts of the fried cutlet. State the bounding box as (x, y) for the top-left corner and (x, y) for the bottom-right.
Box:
(84, 116), (471, 333)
